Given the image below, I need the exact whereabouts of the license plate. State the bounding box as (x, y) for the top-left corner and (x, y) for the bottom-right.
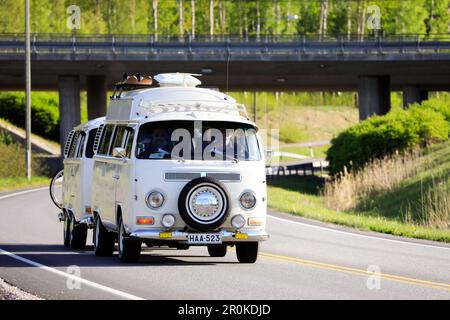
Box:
(187, 233), (222, 244)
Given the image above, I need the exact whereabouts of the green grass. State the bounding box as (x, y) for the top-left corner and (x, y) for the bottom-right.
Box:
(282, 145), (329, 158)
(0, 176), (50, 193)
(268, 175), (450, 243)
(270, 145), (330, 164)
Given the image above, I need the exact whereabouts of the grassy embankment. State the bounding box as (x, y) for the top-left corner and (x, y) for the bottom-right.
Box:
(0, 123), (51, 192)
(231, 91), (361, 161)
(268, 141), (450, 242)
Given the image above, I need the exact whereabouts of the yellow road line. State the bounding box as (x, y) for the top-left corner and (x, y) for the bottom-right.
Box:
(259, 251), (450, 292)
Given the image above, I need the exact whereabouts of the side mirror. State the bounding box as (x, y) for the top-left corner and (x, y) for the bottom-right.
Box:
(265, 149), (274, 160)
(113, 147), (126, 159)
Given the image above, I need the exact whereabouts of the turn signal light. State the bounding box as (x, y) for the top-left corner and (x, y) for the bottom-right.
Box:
(136, 217), (154, 225)
(248, 217), (263, 226)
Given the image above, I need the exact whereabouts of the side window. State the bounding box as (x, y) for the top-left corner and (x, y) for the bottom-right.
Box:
(85, 128), (98, 159)
(124, 128), (135, 158)
(98, 124), (115, 155)
(68, 131), (80, 158)
(109, 126), (127, 156)
(76, 132), (86, 158)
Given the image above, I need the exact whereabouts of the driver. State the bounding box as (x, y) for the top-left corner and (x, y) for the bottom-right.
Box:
(138, 127), (173, 158)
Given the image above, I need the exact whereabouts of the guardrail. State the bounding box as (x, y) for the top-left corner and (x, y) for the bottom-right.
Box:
(266, 158), (329, 178)
(1, 33), (449, 56)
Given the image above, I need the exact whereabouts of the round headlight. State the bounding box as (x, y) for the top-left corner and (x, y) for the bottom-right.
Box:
(231, 215), (246, 229)
(146, 191), (165, 209)
(161, 214), (176, 228)
(239, 191), (257, 210)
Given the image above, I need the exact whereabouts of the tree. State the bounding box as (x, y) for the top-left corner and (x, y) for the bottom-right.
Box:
(191, 0), (195, 37)
(319, 0), (329, 39)
(219, 0), (226, 34)
(256, 0), (261, 37)
(209, 0), (214, 36)
(356, 0), (366, 40)
(425, 0), (450, 36)
(152, 0), (158, 39)
(130, 0), (136, 34)
(179, 0), (184, 36)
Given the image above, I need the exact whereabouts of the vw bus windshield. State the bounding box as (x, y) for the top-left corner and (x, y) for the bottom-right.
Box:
(136, 121), (261, 161)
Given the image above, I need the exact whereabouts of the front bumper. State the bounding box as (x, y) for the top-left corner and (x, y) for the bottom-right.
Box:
(129, 229), (269, 243)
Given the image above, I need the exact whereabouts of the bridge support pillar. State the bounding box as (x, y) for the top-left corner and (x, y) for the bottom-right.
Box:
(87, 75), (107, 120)
(58, 75), (81, 155)
(403, 86), (428, 108)
(358, 75), (391, 120)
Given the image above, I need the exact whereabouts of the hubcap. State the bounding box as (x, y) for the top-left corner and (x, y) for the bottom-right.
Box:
(187, 184), (226, 224)
(192, 189), (219, 216)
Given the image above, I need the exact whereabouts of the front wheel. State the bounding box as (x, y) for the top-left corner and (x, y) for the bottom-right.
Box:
(93, 215), (115, 256)
(236, 242), (259, 263)
(207, 244), (227, 257)
(118, 218), (141, 263)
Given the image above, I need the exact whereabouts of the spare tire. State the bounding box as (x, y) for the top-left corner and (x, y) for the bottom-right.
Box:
(178, 177), (230, 231)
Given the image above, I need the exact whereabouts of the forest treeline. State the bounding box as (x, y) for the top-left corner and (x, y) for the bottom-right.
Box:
(0, 0), (448, 37)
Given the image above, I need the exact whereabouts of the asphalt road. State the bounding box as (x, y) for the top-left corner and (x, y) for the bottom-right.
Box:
(0, 187), (449, 300)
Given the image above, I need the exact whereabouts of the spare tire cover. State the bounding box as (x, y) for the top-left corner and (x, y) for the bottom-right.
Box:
(178, 177), (230, 231)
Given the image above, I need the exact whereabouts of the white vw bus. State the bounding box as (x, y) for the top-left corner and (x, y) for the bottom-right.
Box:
(51, 117), (105, 249)
(90, 73), (269, 263)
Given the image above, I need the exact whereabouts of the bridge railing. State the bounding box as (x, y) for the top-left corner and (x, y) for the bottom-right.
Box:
(1, 33), (449, 55)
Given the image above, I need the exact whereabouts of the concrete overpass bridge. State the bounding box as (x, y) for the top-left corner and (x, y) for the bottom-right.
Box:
(0, 33), (449, 148)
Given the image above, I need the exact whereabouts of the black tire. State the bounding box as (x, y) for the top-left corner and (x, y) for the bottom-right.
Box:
(207, 244), (227, 257)
(63, 212), (71, 248)
(118, 217), (141, 263)
(178, 177), (230, 231)
(70, 220), (87, 250)
(49, 169), (64, 209)
(236, 242), (259, 263)
(93, 215), (115, 256)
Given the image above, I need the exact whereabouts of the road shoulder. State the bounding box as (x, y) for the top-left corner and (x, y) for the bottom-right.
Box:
(0, 277), (42, 300)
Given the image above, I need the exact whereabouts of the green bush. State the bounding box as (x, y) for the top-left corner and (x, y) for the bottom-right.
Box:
(0, 92), (59, 141)
(327, 106), (449, 176)
(409, 99), (450, 123)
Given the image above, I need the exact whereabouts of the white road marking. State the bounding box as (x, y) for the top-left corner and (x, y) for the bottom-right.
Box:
(0, 187), (144, 300)
(0, 187), (48, 201)
(0, 248), (145, 300)
(267, 214), (450, 251)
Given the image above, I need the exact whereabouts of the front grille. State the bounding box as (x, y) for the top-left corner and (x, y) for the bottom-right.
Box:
(165, 172), (241, 182)
(165, 172), (201, 181)
(206, 173), (241, 181)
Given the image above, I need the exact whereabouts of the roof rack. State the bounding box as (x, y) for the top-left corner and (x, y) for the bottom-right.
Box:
(139, 100), (249, 120)
(111, 73), (153, 100)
